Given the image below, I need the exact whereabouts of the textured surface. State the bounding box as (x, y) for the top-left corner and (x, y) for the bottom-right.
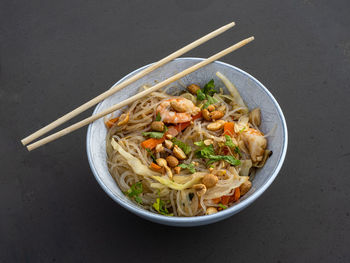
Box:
(87, 58), (287, 226)
(1, 0), (350, 261)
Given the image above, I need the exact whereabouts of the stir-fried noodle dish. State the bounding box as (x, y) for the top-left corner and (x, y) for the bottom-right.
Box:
(106, 72), (271, 217)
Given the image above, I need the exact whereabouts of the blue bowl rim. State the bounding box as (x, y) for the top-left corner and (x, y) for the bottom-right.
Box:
(86, 57), (288, 225)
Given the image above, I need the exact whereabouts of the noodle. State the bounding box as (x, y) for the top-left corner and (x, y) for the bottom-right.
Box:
(106, 73), (270, 217)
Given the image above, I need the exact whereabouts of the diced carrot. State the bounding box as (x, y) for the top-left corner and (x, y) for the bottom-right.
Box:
(223, 122), (236, 137)
(233, 187), (241, 202)
(212, 197), (221, 204)
(149, 162), (163, 172)
(105, 117), (119, 128)
(221, 195), (230, 205)
(141, 137), (165, 149)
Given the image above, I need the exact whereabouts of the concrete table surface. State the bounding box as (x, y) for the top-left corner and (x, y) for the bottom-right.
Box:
(1, 0), (349, 262)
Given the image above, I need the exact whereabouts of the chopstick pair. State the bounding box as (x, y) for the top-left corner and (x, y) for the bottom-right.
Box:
(22, 22), (254, 151)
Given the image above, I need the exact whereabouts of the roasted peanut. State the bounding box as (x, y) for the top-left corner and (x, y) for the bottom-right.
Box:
(240, 180), (252, 196)
(166, 156), (179, 168)
(173, 145), (187, 160)
(156, 158), (167, 167)
(170, 100), (187, 113)
(174, 166), (181, 174)
(202, 109), (211, 121)
(207, 105), (215, 112)
(202, 174), (218, 188)
(208, 167), (214, 172)
(187, 84), (201, 95)
(193, 184), (207, 196)
(207, 120), (226, 131)
(117, 112), (130, 126)
(155, 143), (164, 153)
(206, 207), (218, 215)
(249, 108), (261, 127)
(210, 110), (224, 120)
(151, 121), (165, 131)
(164, 140), (173, 149)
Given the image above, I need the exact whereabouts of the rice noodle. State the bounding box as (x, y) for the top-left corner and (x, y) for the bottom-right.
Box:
(106, 75), (271, 217)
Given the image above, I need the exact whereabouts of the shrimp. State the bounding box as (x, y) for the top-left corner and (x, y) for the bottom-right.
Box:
(156, 97), (200, 124)
(241, 128), (267, 162)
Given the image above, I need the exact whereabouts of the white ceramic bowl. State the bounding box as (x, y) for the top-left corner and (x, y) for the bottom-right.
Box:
(87, 58), (288, 227)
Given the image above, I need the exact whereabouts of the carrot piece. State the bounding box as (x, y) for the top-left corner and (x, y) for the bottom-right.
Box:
(233, 187), (241, 202)
(105, 117), (119, 128)
(149, 162), (162, 172)
(141, 137), (165, 149)
(212, 197), (221, 204)
(223, 122), (235, 137)
(221, 195), (230, 205)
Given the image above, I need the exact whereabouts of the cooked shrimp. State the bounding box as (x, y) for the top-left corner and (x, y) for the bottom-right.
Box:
(156, 97), (200, 124)
(241, 128), (267, 162)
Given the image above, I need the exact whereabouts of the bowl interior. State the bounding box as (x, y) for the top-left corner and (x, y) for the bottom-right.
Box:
(87, 58), (287, 226)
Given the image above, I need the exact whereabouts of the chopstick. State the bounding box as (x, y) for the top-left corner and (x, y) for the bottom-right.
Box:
(21, 22), (236, 146)
(26, 36), (254, 151)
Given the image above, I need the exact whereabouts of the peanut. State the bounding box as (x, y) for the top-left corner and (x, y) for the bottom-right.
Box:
(164, 140), (173, 149)
(210, 110), (224, 120)
(174, 166), (181, 174)
(166, 156), (179, 168)
(240, 180), (252, 196)
(207, 120), (226, 131)
(207, 105), (215, 112)
(202, 109), (211, 121)
(206, 207), (218, 215)
(151, 121), (164, 132)
(170, 100), (186, 113)
(202, 174), (218, 188)
(173, 145), (187, 160)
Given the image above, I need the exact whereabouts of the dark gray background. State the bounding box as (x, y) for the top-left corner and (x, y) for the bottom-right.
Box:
(1, 0), (349, 262)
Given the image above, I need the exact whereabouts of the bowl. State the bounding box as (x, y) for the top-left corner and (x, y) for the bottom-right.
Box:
(86, 57), (288, 227)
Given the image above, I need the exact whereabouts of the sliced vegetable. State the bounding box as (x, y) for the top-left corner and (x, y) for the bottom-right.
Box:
(149, 162), (162, 172)
(142, 131), (164, 139)
(141, 138), (165, 149)
(225, 135), (235, 148)
(196, 89), (206, 101)
(218, 203), (227, 210)
(153, 198), (173, 216)
(207, 155), (241, 166)
(155, 112), (161, 121)
(178, 163), (196, 174)
(233, 187), (240, 202)
(221, 195), (230, 205)
(223, 122), (235, 137)
(105, 117), (119, 128)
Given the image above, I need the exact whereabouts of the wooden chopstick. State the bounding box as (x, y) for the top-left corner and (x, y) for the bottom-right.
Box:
(21, 22), (236, 146)
(26, 36), (254, 151)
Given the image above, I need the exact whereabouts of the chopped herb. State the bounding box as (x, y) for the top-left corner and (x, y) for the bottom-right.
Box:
(203, 79), (217, 96)
(178, 163), (196, 173)
(146, 148), (156, 163)
(188, 193), (195, 201)
(171, 138), (192, 155)
(195, 143), (215, 159)
(196, 89), (206, 101)
(207, 155), (241, 166)
(142, 131), (164, 139)
(126, 182), (143, 204)
(195, 142), (241, 166)
(218, 203), (227, 210)
(225, 135), (235, 148)
(155, 112), (161, 121)
(203, 95), (218, 109)
(153, 198), (173, 216)
(234, 146), (242, 157)
(163, 125), (168, 133)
